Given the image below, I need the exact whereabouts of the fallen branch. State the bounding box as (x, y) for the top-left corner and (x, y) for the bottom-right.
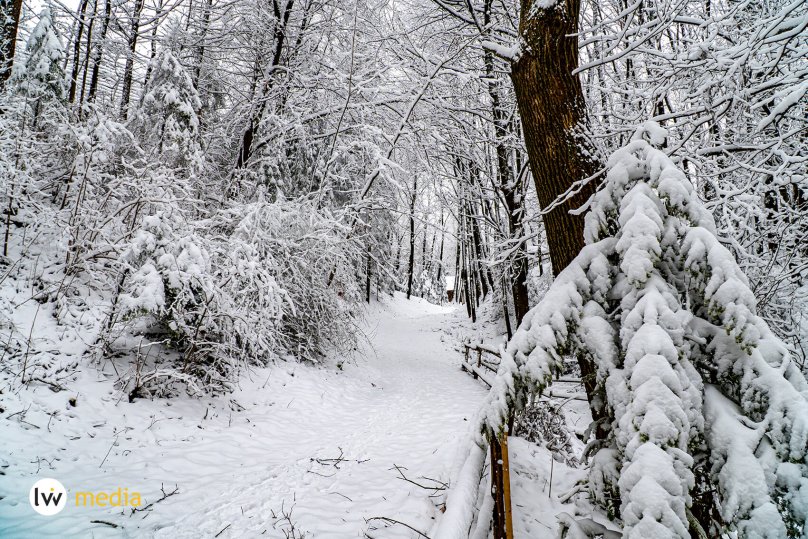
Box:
(90, 520), (119, 528)
(365, 516), (430, 538)
(391, 465), (446, 492)
(130, 483), (179, 515)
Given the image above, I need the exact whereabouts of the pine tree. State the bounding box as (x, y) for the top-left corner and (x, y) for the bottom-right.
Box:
(486, 122), (808, 537)
(135, 45), (202, 172)
(16, 8), (66, 120)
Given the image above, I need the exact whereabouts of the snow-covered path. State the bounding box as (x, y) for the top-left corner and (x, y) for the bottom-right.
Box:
(0, 293), (486, 538)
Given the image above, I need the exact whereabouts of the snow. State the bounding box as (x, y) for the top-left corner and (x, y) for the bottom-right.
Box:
(0, 293), (485, 538)
(480, 40), (522, 62)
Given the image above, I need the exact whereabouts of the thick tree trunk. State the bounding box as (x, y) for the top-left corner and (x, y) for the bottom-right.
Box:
(119, 0), (145, 119)
(510, 0), (602, 422)
(510, 0), (599, 276)
(0, 0), (23, 91)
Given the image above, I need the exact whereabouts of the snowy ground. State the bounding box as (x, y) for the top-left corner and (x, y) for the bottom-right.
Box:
(0, 293), (489, 538)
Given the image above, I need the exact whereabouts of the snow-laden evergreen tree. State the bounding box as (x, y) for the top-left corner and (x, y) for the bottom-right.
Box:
(135, 44), (203, 174)
(15, 8), (65, 121)
(481, 123), (808, 538)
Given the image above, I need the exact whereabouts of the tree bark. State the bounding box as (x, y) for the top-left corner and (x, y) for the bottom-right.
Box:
(510, 0), (603, 421)
(78, 0), (97, 108)
(0, 0), (24, 91)
(87, 0), (111, 103)
(406, 176), (417, 300)
(510, 0), (599, 276)
(68, 0), (90, 103)
(119, 0), (145, 119)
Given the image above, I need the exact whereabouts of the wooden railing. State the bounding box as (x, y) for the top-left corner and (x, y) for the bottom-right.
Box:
(460, 342), (500, 387)
(459, 342), (514, 539)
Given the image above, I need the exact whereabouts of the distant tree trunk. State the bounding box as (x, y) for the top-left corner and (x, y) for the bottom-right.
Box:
(406, 176), (417, 299)
(501, 277), (513, 339)
(453, 241), (460, 302)
(68, 0), (90, 103)
(87, 0), (111, 103)
(467, 196), (489, 300)
(142, 0), (163, 89)
(0, 0), (23, 91)
(393, 229), (402, 282)
(510, 0), (599, 275)
(193, 0), (212, 88)
(234, 0), (295, 169)
(436, 215), (445, 290)
(365, 246), (372, 303)
(119, 0), (145, 119)
(78, 0), (97, 108)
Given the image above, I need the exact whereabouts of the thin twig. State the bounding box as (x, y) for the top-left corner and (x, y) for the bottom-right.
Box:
(365, 517), (431, 538)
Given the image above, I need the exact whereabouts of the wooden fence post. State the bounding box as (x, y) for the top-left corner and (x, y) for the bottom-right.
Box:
(490, 429), (504, 539)
(490, 427), (514, 539)
(501, 433), (514, 539)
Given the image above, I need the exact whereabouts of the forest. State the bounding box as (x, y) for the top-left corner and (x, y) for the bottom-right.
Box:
(0, 0), (806, 537)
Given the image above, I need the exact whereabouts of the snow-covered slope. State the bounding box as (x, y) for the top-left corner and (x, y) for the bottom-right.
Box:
(0, 292), (485, 538)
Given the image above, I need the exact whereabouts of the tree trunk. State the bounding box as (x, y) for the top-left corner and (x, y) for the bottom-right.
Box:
(436, 214), (445, 293)
(406, 176), (417, 300)
(510, 0), (599, 276)
(193, 0), (212, 88)
(234, 0), (295, 169)
(78, 0), (97, 108)
(142, 0), (163, 88)
(510, 0), (602, 421)
(68, 0), (90, 104)
(365, 246), (372, 303)
(119, 0), (145, 119)
(0, 0), (24, 91)
(484, 0), (530, 323)
(87, 0), (111, 103)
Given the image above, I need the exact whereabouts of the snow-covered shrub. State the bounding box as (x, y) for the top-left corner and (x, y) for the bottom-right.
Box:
(515, 400), (579, 467)
(58, 113), (143, 272)
(482, 123), (808, 537)
(115, 212), (286, 394)
(209, 196), (362, 361)
(112, 197), (361, 395)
